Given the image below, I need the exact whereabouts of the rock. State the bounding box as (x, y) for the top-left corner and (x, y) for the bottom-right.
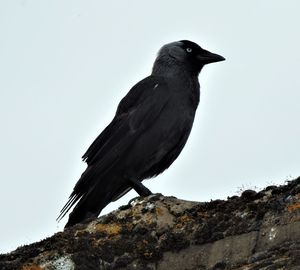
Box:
(1, 177), (300, 270)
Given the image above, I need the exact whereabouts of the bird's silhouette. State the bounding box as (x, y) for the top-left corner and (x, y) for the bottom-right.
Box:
(58, 40), (225, 227)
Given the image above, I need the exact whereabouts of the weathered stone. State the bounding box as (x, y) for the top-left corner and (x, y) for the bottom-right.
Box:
(0, 177), (299, 270)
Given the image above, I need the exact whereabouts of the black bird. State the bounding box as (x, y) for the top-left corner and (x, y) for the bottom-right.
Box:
(58, 40), (225, 227)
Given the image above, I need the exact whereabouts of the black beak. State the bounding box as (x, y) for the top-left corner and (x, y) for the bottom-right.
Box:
(197, 50), (225, 64)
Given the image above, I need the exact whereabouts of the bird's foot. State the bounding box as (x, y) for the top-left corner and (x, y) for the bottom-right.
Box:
(128, 178), (152, 197)
(128, 193), (164, 207)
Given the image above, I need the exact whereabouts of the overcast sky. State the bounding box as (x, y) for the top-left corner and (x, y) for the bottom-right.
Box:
(1, 0), (299, 253)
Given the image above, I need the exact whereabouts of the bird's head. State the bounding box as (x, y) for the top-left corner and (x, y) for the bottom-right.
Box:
(152, 40), (225, 76)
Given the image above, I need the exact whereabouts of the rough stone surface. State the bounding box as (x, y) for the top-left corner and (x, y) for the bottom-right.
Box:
(1, 177), (300, 270)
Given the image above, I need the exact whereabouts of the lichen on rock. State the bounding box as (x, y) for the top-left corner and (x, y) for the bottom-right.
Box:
(1, 177), (300, 270)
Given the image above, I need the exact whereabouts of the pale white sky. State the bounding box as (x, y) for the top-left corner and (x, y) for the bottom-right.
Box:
(0, 0), (299, 253)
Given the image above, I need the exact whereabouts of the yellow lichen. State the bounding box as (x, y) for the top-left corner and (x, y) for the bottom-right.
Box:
(175, 223), (183, 229)
(287, 202), (300, 212)
(155, 207), (163, 216)
(21, 264), (44, 270)
(143, 252), (153, 259)
(179, 214), (191, 223)
(175, 214), (191, 229)
(95, 223), (121, 236)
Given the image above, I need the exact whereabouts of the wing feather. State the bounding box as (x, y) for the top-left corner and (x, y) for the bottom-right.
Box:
(58, 76), (170, 221)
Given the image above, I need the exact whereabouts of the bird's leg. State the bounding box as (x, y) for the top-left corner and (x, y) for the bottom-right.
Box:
(128, 178), (152, 197)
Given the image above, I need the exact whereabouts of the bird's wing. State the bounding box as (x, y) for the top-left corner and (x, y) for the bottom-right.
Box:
(58, 76), (170, 221)
(82, 76), (166, 165)
(115, 76), (161, 116)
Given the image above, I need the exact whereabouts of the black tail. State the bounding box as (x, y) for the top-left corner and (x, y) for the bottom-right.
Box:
(57, 113), (140, 227)
(64, 192), (107, 228)
(58, 172), (131, 228)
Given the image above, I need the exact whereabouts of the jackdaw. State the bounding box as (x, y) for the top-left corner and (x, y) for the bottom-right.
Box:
(58, 40), (225, 227)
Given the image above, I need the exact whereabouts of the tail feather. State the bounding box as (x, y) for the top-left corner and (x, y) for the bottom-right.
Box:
(64, 193), (101, 228)
(58, 118), (139, 227)
(56, 193), (83, 222)
(61, 174), (130, 228)
(57, 153), (121, 226)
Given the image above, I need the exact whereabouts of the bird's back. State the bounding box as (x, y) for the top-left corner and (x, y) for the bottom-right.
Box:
(125, 74), (200, 179)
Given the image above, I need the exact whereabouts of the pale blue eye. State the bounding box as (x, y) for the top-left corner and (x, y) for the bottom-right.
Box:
(186, 48), (192, 53)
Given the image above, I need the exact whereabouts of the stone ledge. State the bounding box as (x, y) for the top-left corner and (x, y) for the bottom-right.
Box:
(0, 177), (299, 270)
